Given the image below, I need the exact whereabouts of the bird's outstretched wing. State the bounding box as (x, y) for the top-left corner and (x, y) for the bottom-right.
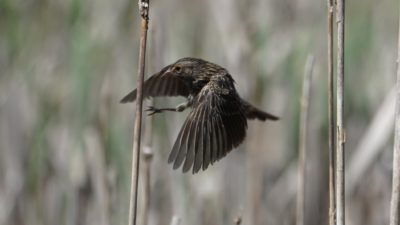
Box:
(120, 65), (190, 103)
(168, 77), (248, 174)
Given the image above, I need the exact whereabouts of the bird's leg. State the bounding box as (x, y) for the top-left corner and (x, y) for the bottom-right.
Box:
(146, 102), (189, 116)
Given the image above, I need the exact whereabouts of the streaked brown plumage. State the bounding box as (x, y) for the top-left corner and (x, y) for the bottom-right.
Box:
(121, 57), (279, 174)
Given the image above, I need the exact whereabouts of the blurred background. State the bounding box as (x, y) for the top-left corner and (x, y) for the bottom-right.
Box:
(0, 0), (399, 225)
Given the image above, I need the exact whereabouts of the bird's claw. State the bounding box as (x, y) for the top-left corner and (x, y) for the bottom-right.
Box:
(146, 106), (161, 116)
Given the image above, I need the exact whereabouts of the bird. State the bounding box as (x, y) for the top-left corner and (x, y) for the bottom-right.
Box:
(121, 57), (279, 174)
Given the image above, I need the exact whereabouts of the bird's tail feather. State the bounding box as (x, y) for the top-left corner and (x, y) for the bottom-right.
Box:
(243, 101), (279, 121)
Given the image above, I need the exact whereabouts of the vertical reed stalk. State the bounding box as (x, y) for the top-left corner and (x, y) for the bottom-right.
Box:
(141, 145), (153, 225)
(141, 98), (154, 225)
(335, 0), (345, 224)
(128, 1), (150, 225)
(327, 0), (336, 224)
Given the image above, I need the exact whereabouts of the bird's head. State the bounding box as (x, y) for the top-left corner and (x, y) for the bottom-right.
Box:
(162, 57), (200, 79)
(162, 57), (222, 81)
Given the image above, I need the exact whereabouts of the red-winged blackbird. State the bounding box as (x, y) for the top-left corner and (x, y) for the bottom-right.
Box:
(121, 57), (279, 174)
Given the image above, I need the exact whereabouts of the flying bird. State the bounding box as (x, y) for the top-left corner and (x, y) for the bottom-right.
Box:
(121, 57), (279, 174)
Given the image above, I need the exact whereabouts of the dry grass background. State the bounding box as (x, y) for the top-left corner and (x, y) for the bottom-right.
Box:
(0, 0), (398, 225)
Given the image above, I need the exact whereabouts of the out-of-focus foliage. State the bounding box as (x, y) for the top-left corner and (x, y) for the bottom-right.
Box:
(0, 0), (397, 225)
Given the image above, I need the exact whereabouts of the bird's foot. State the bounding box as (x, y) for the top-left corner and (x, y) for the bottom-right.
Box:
(146, 106), (162, 116)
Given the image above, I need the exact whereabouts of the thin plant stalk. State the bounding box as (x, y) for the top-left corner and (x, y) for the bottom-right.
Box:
(335, 0), (345, 224)
(389, 4), (400, 225)
(296, 55), (314, 225)
(141, 97), (154, 225)
(141, 143), (153, 225)
(128, 1), (150, 225)
(327, 0), (336, 224)
(140, 32), (156, 224)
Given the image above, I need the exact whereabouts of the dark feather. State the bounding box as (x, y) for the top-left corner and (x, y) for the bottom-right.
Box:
(241, 100), (279, 121)
(182, 106), (200, 172)
(193, 107), (205, 173)
(120, 65), (189, 103)
(210, 115), (219, 164)
(171, 115), (192, 169)
(202, 106), (212, 170)
(169, 75), (247, 173)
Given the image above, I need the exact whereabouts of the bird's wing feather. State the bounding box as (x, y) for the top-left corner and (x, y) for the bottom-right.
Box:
(120, 65), (190, 103)
(169, 76), (248, 174)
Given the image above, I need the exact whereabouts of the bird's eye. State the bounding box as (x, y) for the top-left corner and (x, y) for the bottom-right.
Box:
(174, 66), (182, 73)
